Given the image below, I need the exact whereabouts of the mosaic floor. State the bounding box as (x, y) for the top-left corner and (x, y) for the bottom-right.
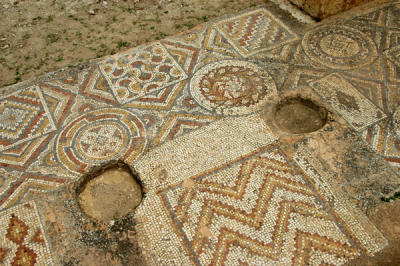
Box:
(0, 0), (400, 265)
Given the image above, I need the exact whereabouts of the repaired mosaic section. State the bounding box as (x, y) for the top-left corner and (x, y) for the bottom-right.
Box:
(162, 40), (200, 75)
(309, 74), (386, 131)
(152, 112), (218, 147)
(384, 53), (400, 86)
(0, 201), (53, 265)
(78, 67), (119, 105)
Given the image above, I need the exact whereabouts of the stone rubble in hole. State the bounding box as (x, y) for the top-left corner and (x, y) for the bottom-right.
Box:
(77, 166), (142, 221)
(273, 97), (327, 134)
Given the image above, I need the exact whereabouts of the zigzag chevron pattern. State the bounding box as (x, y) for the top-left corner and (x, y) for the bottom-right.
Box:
(159, 149), (360, 265)
(203, 26), (240, 57)
(216, 9), (298, 56)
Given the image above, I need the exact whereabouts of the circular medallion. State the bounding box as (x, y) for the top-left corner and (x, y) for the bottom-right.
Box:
(189, 60), (277, 115)
(57, 108), (146, 174)
(302, 25), (377, 70)
(75, 121), (127, 160)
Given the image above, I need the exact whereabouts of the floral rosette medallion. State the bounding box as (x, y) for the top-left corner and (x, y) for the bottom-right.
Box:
(190, 60), (277, 115)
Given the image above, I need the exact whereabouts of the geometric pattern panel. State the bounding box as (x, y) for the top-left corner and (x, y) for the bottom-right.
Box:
(56, 108), (147, 174)
(0, 172), (69, 211)
(158, 148), (361, 265)
(79, 66), (118, 105)
(340, 75), (387, 113)
(190, 60), (277, 116)
(280, 66), (326, 92)
(302, 25), (378, 70)
(248, 42), (297, 64)
(343, 58), (385, 86)
(99, 42), (187, 104)
(43, 70), (88, 95)
(387, 4), (400, 28)
(0, 133), (54, 170)
(385, 45), (400, 67)
(161, 41), (200, 75)
(361, 108), (400, 173)
(0, 4), (397, 264)
(0, 85), (56, 152)
(24, 135), (80, 180)
(191, 27), (242, 73)
(40, 82), (76, 127)
(386, 83), (400, 114)
(202, 26), (241, 58)
(124, 80), (186, 111)
(164, 25), (207, 49)
(383, 55), (400, 85)
(216, 9), (298, 57)
(0, 201), (53, 265)
(309, 74), (386, 131)
(384, 30), (400, 50)
(351, 8), (386, 27)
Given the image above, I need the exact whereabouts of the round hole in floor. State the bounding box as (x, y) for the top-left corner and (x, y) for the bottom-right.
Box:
(273, 97), (327, 134)
(76, 162), (142, 221)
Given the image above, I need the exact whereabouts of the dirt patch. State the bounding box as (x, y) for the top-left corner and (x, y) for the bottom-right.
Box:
(347, 200), (400, 265)
(289, 0), (373, 19)
(77, 162), (142, 221)
(273, 97), (327, 134)
(0, 0), (266, 88)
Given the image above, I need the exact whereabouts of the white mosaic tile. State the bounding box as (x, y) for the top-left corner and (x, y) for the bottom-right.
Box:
(309, 73), (386, 131)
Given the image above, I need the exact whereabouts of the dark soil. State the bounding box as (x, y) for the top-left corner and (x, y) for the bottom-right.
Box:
(274, 97), (327, 134)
